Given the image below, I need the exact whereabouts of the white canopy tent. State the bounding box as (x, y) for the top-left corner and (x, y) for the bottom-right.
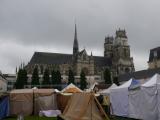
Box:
(110, 73), (160, 119)
(128, 80), (143, 119)
(99, 83), (117, 96)
(141, 73), (160, 120)
(110, 79), (133, 117)
(157, 83), (160, 120)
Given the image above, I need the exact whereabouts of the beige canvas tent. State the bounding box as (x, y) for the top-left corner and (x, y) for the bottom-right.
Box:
(61, 83), (83, 93)
(10, 89), (33, 116)
(60, 93), (110, 120)
(57, 93), (71, 112)
(33, 89), (57, 115)
(58, 83), (82, 112)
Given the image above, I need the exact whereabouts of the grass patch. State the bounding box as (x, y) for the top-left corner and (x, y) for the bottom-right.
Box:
(4, 116), (57, 120)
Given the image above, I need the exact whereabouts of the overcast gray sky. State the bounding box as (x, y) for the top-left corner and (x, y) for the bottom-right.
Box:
(0, 0), (160, 74)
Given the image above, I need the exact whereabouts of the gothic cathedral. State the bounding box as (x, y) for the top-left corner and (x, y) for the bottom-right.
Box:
(26, 24), (134, 82)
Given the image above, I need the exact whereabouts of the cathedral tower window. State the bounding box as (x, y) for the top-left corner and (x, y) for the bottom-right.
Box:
(154, 51), (157, 57)
(125, 68), (130, 73)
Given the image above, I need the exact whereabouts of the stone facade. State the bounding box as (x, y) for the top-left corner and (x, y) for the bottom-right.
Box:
(148, 47), (160, 69)
(104, 29), (135, 76)
(3, 74), (17, 91)
(0, 72), (7, 92)
(25, 25), (134, 82)
(74, 50), (94, 76)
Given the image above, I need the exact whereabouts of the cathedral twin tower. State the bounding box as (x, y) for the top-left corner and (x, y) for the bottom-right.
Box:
(104, 29), (134, 75)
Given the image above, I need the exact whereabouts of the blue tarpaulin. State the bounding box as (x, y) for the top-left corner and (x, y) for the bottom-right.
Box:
(0, 96), (9, 120)
(128, 79), (141, 90)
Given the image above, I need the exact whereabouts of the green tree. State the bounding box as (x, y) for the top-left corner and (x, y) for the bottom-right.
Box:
(22, 69), (28, 86)
(51, 70), (61, 84)
(80, 70), (87, 90)
(31, 67), (40, 86)
(15, 69), (23, 89)
(15, 68), (28, 89)
(113, 77), (120, 86)
(56, 70), (62, 84)
(42, 69), (50, 85)
(52, 70), (62, 90)
(51, 70), (57, 84)
(104, 68), (112, 84)
(68, 69), (75, 84)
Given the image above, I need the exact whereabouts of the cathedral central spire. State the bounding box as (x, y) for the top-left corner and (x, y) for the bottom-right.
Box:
(74, 24), (77, 41)
(73, 24), (79, 55)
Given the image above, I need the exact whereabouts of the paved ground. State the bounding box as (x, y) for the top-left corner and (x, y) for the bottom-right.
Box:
(110, 116), (139, 120)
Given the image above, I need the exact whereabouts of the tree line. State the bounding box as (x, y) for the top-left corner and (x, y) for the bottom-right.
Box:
(15, 67), (87, 90)
(15, 67), (119, 90)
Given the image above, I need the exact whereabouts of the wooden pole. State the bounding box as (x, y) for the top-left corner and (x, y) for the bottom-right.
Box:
(94, 94), (110, 120)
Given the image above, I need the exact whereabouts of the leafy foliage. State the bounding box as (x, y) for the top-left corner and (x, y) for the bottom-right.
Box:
(104, 68), (112, 84)
(51, 70), (62, 90)
(42, 69), (50, 85)
(31, 67), (40, 86)
(68, 69), (75, 84)
(15, 68), (28, 89)
(56, 70), (62, 84)
(80, 70), (87, 90)
(51, 70), (57, 84)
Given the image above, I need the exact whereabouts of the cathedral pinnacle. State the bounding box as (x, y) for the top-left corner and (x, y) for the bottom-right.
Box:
(73, 23), (79, 55)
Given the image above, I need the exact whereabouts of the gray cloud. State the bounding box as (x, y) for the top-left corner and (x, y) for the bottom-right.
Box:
(0, 0), (160, 73)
